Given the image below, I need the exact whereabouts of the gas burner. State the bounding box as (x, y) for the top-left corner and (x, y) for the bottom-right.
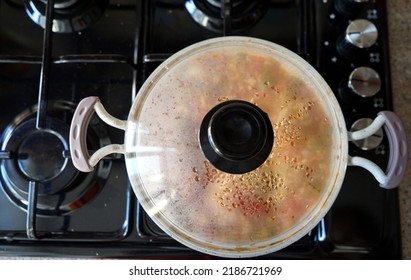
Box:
(185, 0), (268, 33)
(24, 0), (108, 33)
(0, 101), (111, 215)
(3, 118), (76, 194)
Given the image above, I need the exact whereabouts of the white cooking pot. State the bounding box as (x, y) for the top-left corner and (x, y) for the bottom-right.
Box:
(69, 37), (408, 258)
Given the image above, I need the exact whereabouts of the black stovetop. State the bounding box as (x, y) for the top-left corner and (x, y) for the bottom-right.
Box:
(0, 0), (401, 259)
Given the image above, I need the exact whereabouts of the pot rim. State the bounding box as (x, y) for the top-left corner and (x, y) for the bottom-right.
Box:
(124, 36), (349, 258)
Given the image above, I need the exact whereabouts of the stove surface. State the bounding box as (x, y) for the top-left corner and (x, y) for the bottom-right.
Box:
(0, 0), (401, 259)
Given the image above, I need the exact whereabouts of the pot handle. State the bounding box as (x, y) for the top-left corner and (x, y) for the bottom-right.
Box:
(70, 96), (127, 172)
(348, 111), (408, 189)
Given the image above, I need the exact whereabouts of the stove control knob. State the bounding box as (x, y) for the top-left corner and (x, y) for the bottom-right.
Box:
(334, 0), (369, 17)
(337, 19), (378, 60)
(348, 67), (381, 97)
(338, 67), (381, 103)
(350, 118), (383, 150)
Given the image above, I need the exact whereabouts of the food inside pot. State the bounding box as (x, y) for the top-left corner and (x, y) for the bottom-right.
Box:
(127, 43), (338, 249)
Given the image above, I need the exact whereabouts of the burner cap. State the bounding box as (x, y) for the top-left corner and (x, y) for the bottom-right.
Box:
(2, 118), (77, 195)
(24, 0), (108, 33)
(185, 0), (268, 33)
(39, 0), (79, 9)
(18, 129), (68, 182)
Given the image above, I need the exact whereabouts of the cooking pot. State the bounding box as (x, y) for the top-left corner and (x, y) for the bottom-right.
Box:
(69, 37), (408, 258)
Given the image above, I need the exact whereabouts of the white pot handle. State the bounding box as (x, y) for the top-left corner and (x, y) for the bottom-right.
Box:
(70, 97), (127, 172)
(347, 111), (408, 189)
(69, 98), (408, 190)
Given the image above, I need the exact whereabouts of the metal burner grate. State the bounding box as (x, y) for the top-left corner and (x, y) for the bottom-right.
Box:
(0, 0), (135, 242)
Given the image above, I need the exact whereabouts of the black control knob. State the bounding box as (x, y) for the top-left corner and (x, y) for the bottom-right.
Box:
(337, 19), (378, 60)
(334, 0), (370, 17)
(348, 67), (381, 97)
(338, 67), (381, 104)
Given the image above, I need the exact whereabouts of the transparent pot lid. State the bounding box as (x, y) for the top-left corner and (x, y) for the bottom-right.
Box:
(125, 37), (346, 257)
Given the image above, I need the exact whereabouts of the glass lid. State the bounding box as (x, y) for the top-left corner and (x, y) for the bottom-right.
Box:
(125, 37), (346, 257)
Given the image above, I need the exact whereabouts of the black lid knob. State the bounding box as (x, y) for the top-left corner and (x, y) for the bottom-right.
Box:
(199, 100), (274, 174)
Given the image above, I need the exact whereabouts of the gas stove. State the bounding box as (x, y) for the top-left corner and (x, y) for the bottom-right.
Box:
(0, 0), (401, 259)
